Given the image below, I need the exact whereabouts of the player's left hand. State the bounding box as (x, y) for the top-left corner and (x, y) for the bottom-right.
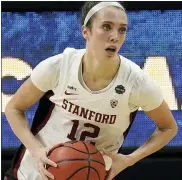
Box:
(102, 150), (135, 180)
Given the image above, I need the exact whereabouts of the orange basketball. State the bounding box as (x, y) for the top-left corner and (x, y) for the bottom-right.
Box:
(46, 141), (106, 180)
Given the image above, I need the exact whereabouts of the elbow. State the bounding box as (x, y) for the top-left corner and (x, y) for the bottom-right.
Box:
(5, 102), (14, 121)
(172, 122), (178, 137)
(5, 102), (20, 121)
(5, 102), (11, 117)
(166, 121), (178, 138)
(158, 121), (178, 138)
(5, 101), (25, 118)
(171, 118), (178, 137)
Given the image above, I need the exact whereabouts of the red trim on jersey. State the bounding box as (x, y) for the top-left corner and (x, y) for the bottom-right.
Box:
(13, 102), (55, 179)
(32, 103), (55, 135)
(123, 110), (138, 139)
(13, 145), (26, 179)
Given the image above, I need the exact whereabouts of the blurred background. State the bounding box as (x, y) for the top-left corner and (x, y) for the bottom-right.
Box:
(1, 1), (182, 180)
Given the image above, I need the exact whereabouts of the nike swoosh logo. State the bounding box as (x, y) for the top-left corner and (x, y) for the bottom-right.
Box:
(65, 90), (78, 95)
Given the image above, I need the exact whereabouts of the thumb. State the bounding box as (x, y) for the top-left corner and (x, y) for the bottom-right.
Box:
(103, 155), (113, 171)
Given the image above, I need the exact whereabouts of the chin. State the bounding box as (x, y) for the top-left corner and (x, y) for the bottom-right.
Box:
(107, 54), (116, 57)
(105, 52), (117, 58)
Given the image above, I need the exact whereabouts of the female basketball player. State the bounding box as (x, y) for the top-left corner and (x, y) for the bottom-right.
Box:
(5, 1), (178, 180)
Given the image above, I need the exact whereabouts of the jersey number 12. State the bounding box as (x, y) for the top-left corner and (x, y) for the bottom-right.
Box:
(67, 120), (100, 145)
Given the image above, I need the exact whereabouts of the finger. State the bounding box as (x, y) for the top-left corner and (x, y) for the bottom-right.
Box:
(41, 167), (54, 180)
(39, 171), (49, 180)
(103, 155), (112, 171)
(43, 157), (57, 167)
(39, 163), (54, 180)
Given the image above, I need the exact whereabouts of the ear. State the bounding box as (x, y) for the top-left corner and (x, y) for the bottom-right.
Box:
(81, 25), (90, 40)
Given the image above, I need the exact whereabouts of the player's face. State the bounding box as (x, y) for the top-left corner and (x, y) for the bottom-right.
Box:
(83, 6), (128, 60)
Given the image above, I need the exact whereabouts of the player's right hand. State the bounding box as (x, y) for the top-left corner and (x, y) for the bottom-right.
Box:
(31, 147), (57, 180)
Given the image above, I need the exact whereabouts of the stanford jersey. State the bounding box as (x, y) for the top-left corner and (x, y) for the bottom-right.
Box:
(10, 48), (163, 179)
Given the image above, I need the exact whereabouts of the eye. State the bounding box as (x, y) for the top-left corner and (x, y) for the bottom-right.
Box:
(102, 24), (111, 31)
(119, 27), (127, 34)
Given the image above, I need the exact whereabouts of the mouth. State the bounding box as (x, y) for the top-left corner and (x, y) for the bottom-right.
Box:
(105, 46), (117, 55)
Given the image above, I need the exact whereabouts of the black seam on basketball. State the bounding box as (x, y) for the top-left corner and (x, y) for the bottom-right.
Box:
(47, 158), (105, 169)
(60, 145), (98, 154)
(90, 159), (105, 167)
(46, 158), (89, 169)
(46, 158), (105, 170)
(57, 158), (89, 164)
(67, 166), (89, 180)
(82, 142), (91, 180)
(89, 167), (101, 180)
(67, 166), (101, 180)
(47, 144), (64, 156)
(47, 141), (79, 156)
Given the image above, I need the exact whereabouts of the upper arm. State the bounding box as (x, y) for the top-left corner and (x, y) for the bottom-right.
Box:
(145, 100), (178, 131)
(6, 78), (45, 112)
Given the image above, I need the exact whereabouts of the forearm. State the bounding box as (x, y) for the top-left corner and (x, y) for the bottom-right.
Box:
(128, 127), (177, 165)
(5, 107), (43, 153)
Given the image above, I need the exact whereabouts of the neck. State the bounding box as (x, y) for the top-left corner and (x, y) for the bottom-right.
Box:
(82, 50), (120, 81)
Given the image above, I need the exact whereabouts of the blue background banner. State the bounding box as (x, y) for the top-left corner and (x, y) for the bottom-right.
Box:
(2, 11), (182, 148)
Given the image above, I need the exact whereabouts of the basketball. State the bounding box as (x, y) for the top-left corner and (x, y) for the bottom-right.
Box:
(46, 141), (106, 180)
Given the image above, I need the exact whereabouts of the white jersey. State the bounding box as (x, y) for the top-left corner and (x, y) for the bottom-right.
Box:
(13, 48), (163, 179)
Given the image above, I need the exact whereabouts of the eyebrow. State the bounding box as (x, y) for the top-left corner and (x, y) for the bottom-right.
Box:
(101, 21), (128, 26)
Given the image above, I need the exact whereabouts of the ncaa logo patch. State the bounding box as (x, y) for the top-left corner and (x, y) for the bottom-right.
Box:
(115, 85), (125, 94)
(110, 99), (118, 108)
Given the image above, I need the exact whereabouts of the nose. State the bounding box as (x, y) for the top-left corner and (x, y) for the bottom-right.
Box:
(109, 30), (119, 43)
